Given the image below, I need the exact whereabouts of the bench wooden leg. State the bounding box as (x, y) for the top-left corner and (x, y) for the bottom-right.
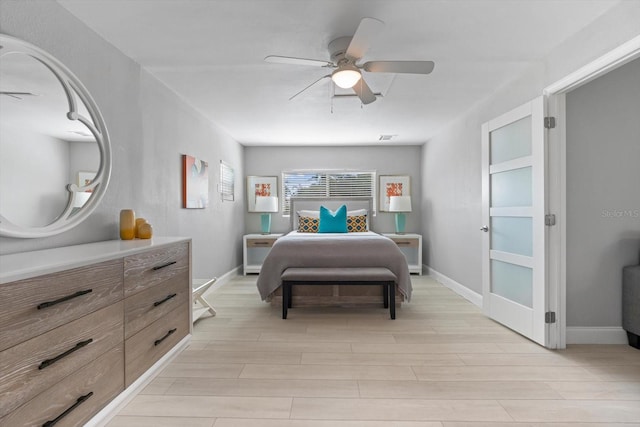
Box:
(282, 282), (289, 319)
(383, 284), (389, 309)
(389, 283), (396, 320)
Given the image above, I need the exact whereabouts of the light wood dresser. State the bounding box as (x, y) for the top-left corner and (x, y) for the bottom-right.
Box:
(0, 237), (192, 427)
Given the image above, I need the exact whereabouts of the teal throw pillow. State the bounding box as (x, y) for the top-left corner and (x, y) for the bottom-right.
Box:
(318, 205), (348, 233)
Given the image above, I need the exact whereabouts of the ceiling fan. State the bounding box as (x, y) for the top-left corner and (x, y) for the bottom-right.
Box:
(264, 17), (434, 105)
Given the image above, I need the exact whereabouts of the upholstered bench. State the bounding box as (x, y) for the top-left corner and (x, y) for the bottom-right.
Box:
(280, 267), (397, 319)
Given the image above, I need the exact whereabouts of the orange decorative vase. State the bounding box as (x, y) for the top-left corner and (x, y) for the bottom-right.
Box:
(138, 222), (153, 239)
(135, 218), (147, 238)
(119, 209), (136, 240)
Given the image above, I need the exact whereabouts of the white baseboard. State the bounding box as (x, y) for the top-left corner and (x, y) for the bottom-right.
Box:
(193, 265), (241, 295)
(86, 335), (191, 427)
(424, 264), (483, 308)
(566, 327), (628, 345)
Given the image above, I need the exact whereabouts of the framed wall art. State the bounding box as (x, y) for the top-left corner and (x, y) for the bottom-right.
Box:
(247, 176), (278, 212)
(379, 175), (410, 212)
(77, 170), (96, 192)
(182, 154), (209, 208)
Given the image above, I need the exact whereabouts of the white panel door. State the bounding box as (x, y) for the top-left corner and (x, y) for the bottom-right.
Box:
(481, 96), (547, 346)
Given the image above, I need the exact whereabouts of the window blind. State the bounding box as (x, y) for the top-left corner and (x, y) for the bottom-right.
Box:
(281, 171), (376, 215)
(219, 161), (235, 201)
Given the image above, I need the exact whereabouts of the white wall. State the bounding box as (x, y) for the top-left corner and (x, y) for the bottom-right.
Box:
(0, 1), (245, 281)
(566, 57), (640, 327)
(421, 0), (640, 327)
(244, 145), (422, 234)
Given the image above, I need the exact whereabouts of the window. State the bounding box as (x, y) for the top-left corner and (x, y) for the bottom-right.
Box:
(281, 170), (376, 215)
(219, 160), (234, 201)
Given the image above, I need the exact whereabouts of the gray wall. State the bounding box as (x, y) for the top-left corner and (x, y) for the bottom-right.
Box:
(0, 1), (245, 281)
(421, 0), (640, 328)
(244, 145), (422, 234)
(566, 57), (640, 327)
(0, 127), (69, 227)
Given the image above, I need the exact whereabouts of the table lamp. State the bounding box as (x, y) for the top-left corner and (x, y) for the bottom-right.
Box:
(254, 196), (278, 234)
(389, 196), (412, 234)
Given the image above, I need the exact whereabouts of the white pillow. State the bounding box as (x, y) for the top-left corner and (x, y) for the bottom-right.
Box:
(297, 208), (367, 218)
(348, 209), (367, 217)
(297, 209), (319, 218)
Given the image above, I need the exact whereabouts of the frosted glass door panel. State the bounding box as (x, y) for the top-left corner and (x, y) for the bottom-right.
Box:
(491, 216), (533, 256)
(491, 167), (532, 208)
(491, 259), (533, 308)
(490, 116), (531, 164)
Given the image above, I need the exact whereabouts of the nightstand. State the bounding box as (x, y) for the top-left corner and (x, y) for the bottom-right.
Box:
(243, 234), (283, 275)
(383, 233), (423, 275)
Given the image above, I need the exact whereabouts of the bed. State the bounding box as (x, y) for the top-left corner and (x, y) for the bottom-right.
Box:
(256, 197), (412, 308)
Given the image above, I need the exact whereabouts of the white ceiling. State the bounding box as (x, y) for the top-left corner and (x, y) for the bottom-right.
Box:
(58, 0), (620, 146)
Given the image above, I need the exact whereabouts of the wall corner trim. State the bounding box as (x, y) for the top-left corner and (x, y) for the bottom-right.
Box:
(425, 264), (483, 308)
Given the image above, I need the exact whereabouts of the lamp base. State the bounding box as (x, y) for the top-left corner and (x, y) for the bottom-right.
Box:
(394, 212), (406, 234)
(260, 213), (272, 234)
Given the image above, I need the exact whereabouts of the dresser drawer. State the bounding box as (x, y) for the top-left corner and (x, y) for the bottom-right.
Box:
(125, 304), (189, 386)
(124, 271), (189, 339)
(0, 344), (124, 427)
(0, 259), (123, 352)
(0, 302), (123, 418)
(124, 242), (189, 297)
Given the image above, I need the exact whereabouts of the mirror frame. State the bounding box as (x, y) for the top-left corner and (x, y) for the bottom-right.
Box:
(0, 34), (112, 238)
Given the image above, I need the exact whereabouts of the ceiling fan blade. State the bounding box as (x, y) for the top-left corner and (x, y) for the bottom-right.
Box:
(352, 78), (376, 105)
(289, 75), (331, 101)
(0, 91), (36, 99)
(363, 61), (435, 74)
(265, 55), (333, 68)
(345, 17), (385, 61)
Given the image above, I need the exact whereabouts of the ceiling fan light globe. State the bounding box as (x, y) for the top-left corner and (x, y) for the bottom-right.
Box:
(331, 67), (362, 89)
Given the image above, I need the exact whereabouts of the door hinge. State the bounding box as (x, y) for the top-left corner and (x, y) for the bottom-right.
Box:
(545, 214), (556, 226)
(545, 311), (556, 324)
(544, 116), (556, 129)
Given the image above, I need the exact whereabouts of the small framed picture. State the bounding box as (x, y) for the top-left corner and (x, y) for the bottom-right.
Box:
(379, 175), (410, 211)
(77, 171), (97, 192)
(247, 176), (278, 212)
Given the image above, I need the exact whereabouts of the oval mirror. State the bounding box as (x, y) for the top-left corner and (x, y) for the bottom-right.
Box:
(0, 34), (111, 238)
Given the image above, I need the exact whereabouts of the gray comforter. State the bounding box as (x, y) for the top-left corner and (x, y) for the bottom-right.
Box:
(256, 231), (412, 301)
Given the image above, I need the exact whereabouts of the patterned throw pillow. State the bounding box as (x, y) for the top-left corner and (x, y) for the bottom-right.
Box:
(347, 214), (368, 232)
(298, 216), (319, 233)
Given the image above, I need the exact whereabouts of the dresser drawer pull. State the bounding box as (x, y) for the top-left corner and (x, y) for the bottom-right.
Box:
(151, 261), (177, 271)
(153, 293), (177, 307)
(37, 289), (93, 310)
(39, 338), (93, 370)
(154, 328), (177, 346)
(42, 391), (93, 427)
(253, 241), (270, 245)
(396, 241), (411, 245)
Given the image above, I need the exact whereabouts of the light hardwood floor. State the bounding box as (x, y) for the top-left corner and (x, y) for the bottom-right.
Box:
(108, 274), (640, 426)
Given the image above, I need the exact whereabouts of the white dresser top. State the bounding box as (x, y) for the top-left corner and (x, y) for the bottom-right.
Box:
(0, 237), (190, 284)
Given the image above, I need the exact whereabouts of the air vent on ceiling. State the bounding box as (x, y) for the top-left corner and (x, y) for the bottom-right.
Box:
(379, 134), (396, 141)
